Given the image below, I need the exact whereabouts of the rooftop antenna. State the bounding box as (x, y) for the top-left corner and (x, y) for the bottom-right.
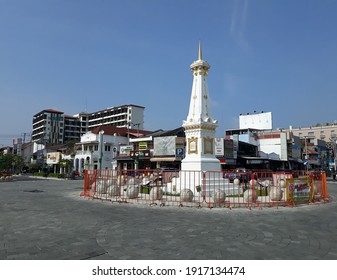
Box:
(85, 95), (88, 113)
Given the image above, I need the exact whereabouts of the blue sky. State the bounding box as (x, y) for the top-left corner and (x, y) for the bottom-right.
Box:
(1, 0), (337, 146)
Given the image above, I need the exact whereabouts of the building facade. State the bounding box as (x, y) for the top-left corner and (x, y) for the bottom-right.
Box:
(85, 104), (144, 131)
(32, 109), (65, 145)
(281, 124), (337, 141)
(277, 124), (336, 170)
(74, 126), (150, 173)
(32, 105), (145, 146)
(63, 115), (81, 143)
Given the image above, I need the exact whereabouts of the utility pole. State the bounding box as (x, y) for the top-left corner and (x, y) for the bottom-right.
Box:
(133, 123), (140, 135)
(304, 136), (308, 172)
(329, 137), (337, 174)
(127, 121), (132, 144)
(98, 130), (104, 170)
(302, 136), (308, 172)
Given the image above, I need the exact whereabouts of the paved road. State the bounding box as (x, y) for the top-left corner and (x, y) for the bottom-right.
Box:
(0, 176), (337, 260)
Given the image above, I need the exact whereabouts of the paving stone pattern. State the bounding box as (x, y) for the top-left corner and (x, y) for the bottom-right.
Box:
(1, 177), (337, 260)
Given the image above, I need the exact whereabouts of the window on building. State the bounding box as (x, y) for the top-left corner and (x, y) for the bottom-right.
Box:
(320, 131), (325, 139)
(94, 145), (98, 151)
(105, 145), (111, 151)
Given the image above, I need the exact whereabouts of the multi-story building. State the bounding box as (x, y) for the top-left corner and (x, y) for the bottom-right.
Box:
(13, 138), (23, 156)
(63, 115), (81, 143)
(85, 104), (144, 131)
(279, 124), (337, 142)
(32, 109), (65, 145)
(276, 124), (337, 170)
(32, 105), (145, 146)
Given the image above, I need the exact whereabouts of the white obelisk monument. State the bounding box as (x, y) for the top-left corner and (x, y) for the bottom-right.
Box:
(166, 44), (240, 196)
(181, 42), (221, 172)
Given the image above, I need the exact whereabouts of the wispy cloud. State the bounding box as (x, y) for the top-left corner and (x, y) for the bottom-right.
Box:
(223, 73), (240, 97)
(230, 0), (250, 52)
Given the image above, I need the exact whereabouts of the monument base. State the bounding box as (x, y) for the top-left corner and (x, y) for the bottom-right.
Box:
(181, 157), (221, 172)
(165, 170), (242, 197)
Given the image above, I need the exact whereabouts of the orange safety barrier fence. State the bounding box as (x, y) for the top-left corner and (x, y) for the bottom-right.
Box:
(81, 169), (330, 208)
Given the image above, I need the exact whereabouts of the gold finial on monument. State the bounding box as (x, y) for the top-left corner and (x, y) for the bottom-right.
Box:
(198, 41), (202, 60)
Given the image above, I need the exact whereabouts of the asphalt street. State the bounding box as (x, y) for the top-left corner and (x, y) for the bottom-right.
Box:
(1, 176), (337, 260)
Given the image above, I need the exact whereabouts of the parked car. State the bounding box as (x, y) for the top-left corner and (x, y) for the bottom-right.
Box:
(223, 168), (255, 183)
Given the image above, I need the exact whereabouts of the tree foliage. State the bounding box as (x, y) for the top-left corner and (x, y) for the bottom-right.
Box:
(0, 154), (24, 172)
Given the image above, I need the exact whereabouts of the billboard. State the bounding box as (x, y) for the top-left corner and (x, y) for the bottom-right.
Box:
(46, 152), (60, 164)
(224, 139), (234, 158)
(214, 138), (224, 156)
(120, 145), (133, 155)
(154, 136), (176, 156)
(239, 112), (272, 130)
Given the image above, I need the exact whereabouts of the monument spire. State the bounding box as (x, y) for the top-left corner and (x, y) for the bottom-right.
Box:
(183, 43), (217, 128)
(181, 43), (220, 172)
(198, 41), (202, 60)
(166, 43), (238, 197)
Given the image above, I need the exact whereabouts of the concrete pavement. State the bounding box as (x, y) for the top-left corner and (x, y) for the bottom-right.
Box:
(0, 176), (337, 260)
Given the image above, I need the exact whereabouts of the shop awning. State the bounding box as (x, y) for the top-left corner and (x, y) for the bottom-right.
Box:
(150, 157), (177, 162)
(115, 157), (133, 161)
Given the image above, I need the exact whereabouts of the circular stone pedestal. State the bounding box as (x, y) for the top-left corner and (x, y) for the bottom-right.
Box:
(149, 187), (163, 200)
(180, 189), (194, 202)
(96, 181), (108, 194)
(126, 185), (139, 198)
(269, 186), (283, 201)
(233, 178), (240, 186)
(248, 179), (258, 189)
(244, 189), (257, 202)
(278, 179), (286, 188)
(213, 189), (226, 203)
(108, 185), (121, 197)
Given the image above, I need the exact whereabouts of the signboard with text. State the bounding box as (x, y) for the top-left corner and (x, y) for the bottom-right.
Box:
(214, 138), (224, 156)
(46, 152), (60, 165)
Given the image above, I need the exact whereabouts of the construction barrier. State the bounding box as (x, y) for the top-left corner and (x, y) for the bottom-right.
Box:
(81, 169), (330, 208)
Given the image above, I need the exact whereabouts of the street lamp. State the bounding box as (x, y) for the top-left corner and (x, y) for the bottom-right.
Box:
(133, 123), (141, 135)
(98, 130), (104, 170)
(302, 136), (308, 172)
(329, 137), (337, 174)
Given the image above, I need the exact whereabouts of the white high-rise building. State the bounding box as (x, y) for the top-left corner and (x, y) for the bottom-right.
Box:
(75, 104), (144, 133)
(32, 105), (145, 146)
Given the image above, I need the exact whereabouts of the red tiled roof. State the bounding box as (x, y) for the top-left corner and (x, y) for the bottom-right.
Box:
(64, 115), (78, 119)
(91, 126), (152, 137)
(306, 148), (319, 155)
(33, 109), (64, 117)
(43, 109), (64, 114)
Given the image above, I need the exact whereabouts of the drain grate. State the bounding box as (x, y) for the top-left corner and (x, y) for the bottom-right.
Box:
(23, 189), (44, 193)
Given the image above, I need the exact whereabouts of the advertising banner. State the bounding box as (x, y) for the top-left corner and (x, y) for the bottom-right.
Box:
(286, 178), (313, 202)
(154, 136), (176, 156)
(46, 152), (60, 165)
(120, 145), (133, 155)
(214, 138), (224, 156)
(139, 142), (148, 151)
(224, 139), (234, 159)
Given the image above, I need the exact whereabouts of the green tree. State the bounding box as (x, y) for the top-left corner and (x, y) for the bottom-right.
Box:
(0, 154), (24, 173)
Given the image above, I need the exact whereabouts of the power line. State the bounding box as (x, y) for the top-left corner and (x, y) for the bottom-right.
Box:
(0, 133), (31, 137)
